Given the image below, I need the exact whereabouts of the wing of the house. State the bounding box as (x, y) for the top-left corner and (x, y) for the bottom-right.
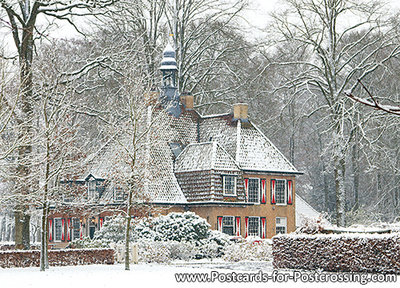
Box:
(295, 195), (331, 227)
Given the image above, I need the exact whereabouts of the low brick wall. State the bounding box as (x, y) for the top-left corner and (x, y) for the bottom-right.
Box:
(273, 234), (400, 274)
(0, 248), (114, 268)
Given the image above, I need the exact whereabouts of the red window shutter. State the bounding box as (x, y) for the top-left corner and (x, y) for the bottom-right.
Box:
(61, 218), (65, 241)
(235, 216), (241, 237)
(261, 179), (266, 204)
(48, 219), (53, 242)
(217, 216), (223, 232)
(245, 216), (249, 238)
(244, 178), (249, 202)
(67, 218), (71, 241)
(287, 180), (293, 205)
(260, 217), (267, 239)
(271, 179), (276, 204)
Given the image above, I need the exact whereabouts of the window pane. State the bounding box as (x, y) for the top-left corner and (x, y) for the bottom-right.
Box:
(275, 180), (286, 204)
(248, 179), (259, 203)
(248, 217), (260, 237)
(54, 219), (62, 241)
(276, 217), (287, 234)
(115, 188), (125, 202)
(222, 216), (234, 236)
(88, 180), (96, 200)
(72, 218), (80, 240)
(223, 176), (236, 195)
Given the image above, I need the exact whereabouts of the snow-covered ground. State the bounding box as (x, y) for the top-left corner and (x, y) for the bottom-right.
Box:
(0, 261), (397, 288)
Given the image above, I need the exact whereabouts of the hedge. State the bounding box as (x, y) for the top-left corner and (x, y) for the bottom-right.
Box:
(0, 248), (114, 268)
(273, 234), (400, 274)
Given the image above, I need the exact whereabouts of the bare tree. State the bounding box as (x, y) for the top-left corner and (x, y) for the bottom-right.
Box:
(0, 0), (117, 249)
(345, 80), (400, 116)
(270, 0), (400, 226)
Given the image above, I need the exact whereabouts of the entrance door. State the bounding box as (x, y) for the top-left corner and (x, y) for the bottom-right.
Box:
(89, 226), (96, 239)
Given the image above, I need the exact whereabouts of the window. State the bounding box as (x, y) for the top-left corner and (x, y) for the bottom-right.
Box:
(88, 179), (96, 200)
(248, 217), (260, 237)
(248, 179), (260, 203)
(222, 216), (235, 236)
(72, 218), (80, 240)
(54, 218), (63, 242)
(223, 176), (236, 196)
(275, 180), (286, 205)
(114, 187), (125, 202)
(276, 217), (287, 234)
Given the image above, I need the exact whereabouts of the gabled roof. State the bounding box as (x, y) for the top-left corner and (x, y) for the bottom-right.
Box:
(198, 113), (299, 174)
(237, 122), (298, 173)
(174, 142), (240, 173)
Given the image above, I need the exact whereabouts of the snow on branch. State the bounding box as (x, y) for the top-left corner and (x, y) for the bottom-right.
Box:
(345, 79), (400, 116)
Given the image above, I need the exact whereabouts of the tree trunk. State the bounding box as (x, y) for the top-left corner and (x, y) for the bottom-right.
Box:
(14, 209), (30, 249)
(14, 23), (35, 250)
(335, 156), (346, 227)
(352, 133), (360, 211)
(40, 203), (47, 271)
(124, 178), (135, 271)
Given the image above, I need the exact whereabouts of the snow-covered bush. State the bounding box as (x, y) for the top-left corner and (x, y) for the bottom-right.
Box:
(222, 238), (272, 262)
(93, 215), (134, 243)
(137, 240), (172, 263)
(197, 230), (231, 259)
(92, 212), (231, 262)
(151, 212), (210, 244)
(296, 215), (325, 234)
(67, 237), (110, 249)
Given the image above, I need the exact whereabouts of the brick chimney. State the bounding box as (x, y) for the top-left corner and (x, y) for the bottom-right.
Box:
(181, 92), (194, 110)
(233, 103), (248, 120)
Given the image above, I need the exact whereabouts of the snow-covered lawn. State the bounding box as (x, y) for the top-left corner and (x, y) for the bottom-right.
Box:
(1, 260), (397, 288)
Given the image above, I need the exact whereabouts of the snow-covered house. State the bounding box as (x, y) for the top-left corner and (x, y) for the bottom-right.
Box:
(48, 44), (305, 246)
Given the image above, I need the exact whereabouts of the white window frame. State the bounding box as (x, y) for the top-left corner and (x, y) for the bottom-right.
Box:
(276, 217), (287, 234)
(54, 218), (63, 242)
(221, 216), (235, 236)
(275, 179), (287, 206)
(222, 175), (237, 196)
(248, 216), (260, 237)
(247, 178), (260, 204)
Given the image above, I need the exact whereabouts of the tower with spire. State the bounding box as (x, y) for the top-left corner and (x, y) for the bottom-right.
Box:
(160, 43), (181, 117)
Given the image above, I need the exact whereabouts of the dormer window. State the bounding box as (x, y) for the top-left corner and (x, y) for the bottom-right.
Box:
(114, 187), (125, 202)
(223, 175), (236, 196)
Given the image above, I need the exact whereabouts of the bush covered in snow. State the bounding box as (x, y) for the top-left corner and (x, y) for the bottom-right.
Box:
(150, 212), (210, 243)
(137, 240), (198, 263)
(296, 215), (326, 234)
(67, 237), (110, 249)
(91, 212), (231, 262)
(93, 215), (136, 243)
(94, 212), (212, 244)
(222, 238), (272, 262)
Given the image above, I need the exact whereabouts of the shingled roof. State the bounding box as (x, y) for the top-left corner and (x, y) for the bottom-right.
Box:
(174, 142), (240, 173)
(197, 113), (299, 174)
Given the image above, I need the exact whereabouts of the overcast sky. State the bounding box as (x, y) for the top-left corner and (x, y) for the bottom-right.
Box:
(1, 0), (400, 56)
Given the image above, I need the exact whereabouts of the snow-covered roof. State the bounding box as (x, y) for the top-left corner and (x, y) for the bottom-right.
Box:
(160, 44), (177, 71)
(198, 114), (299, 174)
(174, 142), (240, 173)
(295, 195), (331, 227)
(238, 123), (298, 173)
